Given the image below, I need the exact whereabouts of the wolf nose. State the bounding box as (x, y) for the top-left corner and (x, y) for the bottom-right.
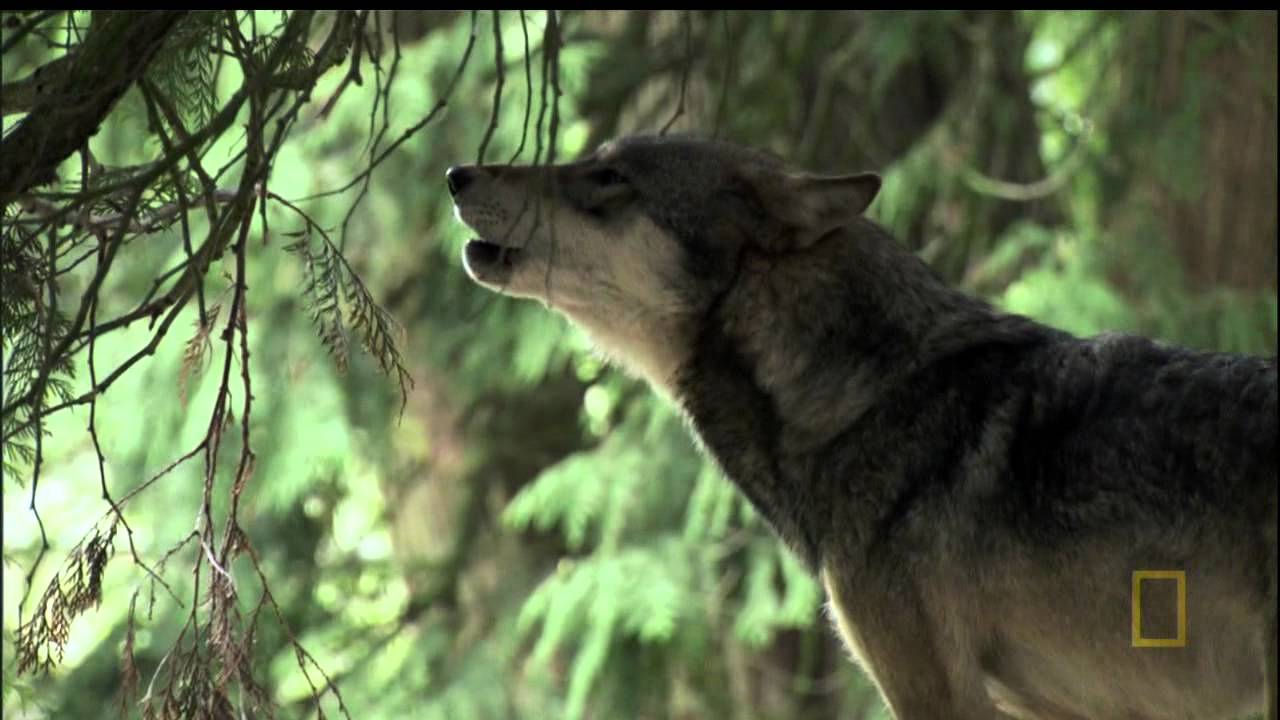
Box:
(446, 166), (474, 196)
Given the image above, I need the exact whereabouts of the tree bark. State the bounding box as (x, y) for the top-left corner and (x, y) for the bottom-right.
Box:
(0, 11), (187, 201)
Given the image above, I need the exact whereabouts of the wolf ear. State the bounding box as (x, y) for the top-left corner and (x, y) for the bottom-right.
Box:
(753, 171), (881, 250)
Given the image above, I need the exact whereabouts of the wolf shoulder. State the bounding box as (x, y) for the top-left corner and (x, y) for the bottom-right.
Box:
(994, 329), (1277, 518)
(1024, 331), (1276, 456)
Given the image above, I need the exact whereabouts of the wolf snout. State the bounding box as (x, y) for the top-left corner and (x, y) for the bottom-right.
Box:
(445, 165), (476, 196)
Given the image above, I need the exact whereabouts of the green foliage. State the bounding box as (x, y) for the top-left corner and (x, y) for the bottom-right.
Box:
(146, 11), (222, 130)
(999, 223), (1137, 336)
(505, 403), (828, 715)
(284, 227), (412, 402)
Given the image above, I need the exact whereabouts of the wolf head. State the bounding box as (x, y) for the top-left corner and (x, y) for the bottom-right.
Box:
(448, 135), (880, 389)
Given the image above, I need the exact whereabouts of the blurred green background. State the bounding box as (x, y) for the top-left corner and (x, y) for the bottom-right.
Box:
(3, 10), (1276, 720)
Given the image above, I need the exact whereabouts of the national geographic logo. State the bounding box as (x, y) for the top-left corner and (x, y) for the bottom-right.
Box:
(1131, 570), (1186, 648)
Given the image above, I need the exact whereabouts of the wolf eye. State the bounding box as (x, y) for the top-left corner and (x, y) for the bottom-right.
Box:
(575, 167), (634, 219)
(587, 168), (628, 187)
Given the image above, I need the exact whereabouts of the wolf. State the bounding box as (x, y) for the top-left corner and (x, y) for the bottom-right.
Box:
(447, 134), (1278, 720)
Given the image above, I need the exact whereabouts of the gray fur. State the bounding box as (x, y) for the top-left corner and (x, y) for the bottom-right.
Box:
(448, 134), (1278, 720)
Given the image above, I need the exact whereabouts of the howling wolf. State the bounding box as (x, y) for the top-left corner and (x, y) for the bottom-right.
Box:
(447, 134), (1277, 720)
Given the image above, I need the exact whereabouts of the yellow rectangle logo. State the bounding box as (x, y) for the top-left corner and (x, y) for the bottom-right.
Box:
(1131, 570), (1186, 648)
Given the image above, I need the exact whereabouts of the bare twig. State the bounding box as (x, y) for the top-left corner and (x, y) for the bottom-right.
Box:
(298, 10), (479, 203)
(477, 10), (504, 164)
(533, 13), (550, 166)
(712, 13), (736, 139)
(958, 125), (1092, 202)
(9, 189), (241, 235)
(339, 11), (392, 252)
(510, 10), (534, 164)
(85, 224), (169, 605)
(661, 11), (693, 135)
(547, 10), (563, 163)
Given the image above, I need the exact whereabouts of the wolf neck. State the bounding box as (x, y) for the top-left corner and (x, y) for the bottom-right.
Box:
(672, 219), (998, 570)
(568, 307), (694, 399)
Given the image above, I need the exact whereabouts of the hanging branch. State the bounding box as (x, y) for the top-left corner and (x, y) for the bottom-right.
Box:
(510, 10), (534, 163)
(661, 11), (693, 135)
(298, 10), (479, 203)
(546, 9), (563, 163)
(477, 10), (505, 164)
(5, 11), (374, 720)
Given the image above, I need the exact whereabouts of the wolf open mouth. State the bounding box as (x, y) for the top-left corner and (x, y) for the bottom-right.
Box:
(463, 239), (521, 281)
